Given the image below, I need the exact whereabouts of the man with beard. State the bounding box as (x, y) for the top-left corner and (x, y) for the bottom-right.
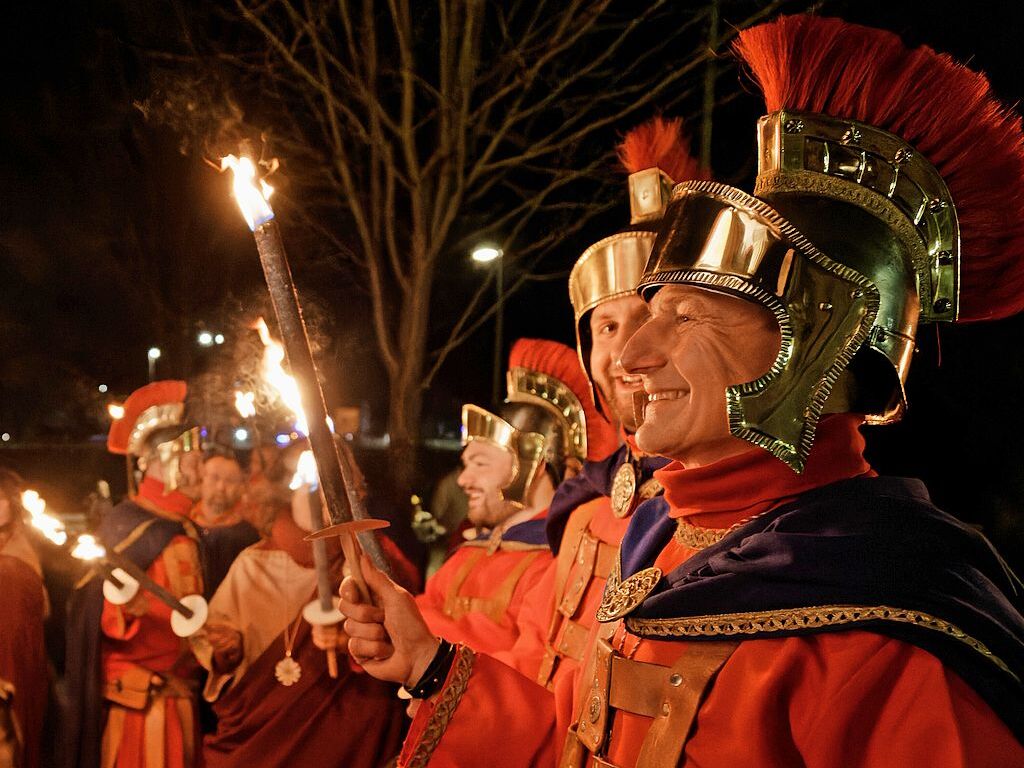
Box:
(65, 381), (206, 768)
(338, 16), (1024, 767)
(191, 452), (259, 598)
(408, 338), (609, 659)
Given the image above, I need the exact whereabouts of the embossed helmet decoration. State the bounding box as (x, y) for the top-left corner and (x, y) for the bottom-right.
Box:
(639, 15), (1024, 471)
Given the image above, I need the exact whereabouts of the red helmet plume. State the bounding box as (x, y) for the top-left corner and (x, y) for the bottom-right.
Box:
(734, 14), (1024, 322)
(616, 116), (709, 183)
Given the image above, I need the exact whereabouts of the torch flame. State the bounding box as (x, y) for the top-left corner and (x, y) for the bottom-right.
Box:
(234, 391), (257, 419)
(107, 403), (125, 420)
(71, 534), (106, 561)
(22, 490), (68, 546)
(252, 317), (308, 434)
(289, 449), (319, 491)
(221, 155), (275, 231)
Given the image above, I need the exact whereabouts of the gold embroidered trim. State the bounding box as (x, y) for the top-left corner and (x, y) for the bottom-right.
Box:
(626, 604), (1017, 681)
(403, 645), (477, 768)
(673, 511), (771, 551)
(673, 521), (732, 550)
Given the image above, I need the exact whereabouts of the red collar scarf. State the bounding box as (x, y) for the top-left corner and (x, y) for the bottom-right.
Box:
(655, 414), (875, 529)
(134, 476), (195, 519)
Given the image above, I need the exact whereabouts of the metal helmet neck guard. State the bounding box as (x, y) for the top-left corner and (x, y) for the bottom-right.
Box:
(638, 180), (880, 472)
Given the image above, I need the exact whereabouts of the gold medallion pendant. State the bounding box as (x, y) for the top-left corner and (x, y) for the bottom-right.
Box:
(596, 563), (662, 622)
(611, 462), (638, 518)
(274, 653), (302, 686)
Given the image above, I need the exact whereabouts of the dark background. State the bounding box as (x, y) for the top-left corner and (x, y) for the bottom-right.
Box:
(1, 0), (1023, 574)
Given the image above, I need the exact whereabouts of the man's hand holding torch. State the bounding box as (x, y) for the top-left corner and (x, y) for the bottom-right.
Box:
(336, 555), (442, 691)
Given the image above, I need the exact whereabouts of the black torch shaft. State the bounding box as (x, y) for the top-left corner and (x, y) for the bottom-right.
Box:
(104, 549), (194, 619)
(253, 221), (389, 573)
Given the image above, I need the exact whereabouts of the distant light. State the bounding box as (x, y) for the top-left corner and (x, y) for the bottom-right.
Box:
(214, 333), (225, 345)
(107, 403), (125, 420)
(234, 428), (249, 442)
(197, 331), (214, 347)
(471, 246), (502, 263)
(0, 433), (9, 443)
(275, 433), (292, 446)
(147, 347), (162, 361)
(97, 384), (108, 393)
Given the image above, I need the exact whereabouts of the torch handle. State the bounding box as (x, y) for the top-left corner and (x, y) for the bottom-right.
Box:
(104, 550), (194, 619)
(309, 488), (341, 679)
(254, 222), (390, 575)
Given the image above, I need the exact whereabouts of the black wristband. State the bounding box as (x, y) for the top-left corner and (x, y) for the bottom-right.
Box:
(404, 639), (457, 699)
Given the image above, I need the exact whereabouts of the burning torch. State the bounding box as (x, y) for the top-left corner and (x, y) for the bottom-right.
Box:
(220, 155), (390, 588)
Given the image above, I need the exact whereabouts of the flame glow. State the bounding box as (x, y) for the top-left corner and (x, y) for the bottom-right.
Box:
(71, 534), (106, 561)
(289, 449), (319, 491)
(234, 390), (257, 419)
(22, 490), (68, 546)
(221, 155), (275, 230)
(107, 403), (125, 420)
(252, 317), (308, 434)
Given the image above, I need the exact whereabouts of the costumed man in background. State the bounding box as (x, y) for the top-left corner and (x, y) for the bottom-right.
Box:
(309, 337), (615, 756)
(65, 381), (205, 768)
(0, 469), (48, 768)
(339, 16), (1024, 766)
(191, 444), (405, 768)
(410, 338), (603, 660)
(191, 450), (259, 598)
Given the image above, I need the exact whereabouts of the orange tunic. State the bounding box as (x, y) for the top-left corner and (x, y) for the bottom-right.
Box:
(417, 517), (553, 661)
(100, 479), (203, 768)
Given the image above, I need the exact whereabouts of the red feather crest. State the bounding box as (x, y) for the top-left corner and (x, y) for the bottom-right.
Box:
(616, 116), (709, 183)
(734, 15), (1024, 322)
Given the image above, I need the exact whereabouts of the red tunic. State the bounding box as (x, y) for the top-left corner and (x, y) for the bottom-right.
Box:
(100, 478), (203, 768)
(417, 513), (553, 660)
(398, 416), (1024, 767)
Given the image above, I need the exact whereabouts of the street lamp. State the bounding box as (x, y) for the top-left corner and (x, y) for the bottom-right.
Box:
(147, 347), (162, 381)
(197, 331), (214, 347)
(471, 245), (504, 405)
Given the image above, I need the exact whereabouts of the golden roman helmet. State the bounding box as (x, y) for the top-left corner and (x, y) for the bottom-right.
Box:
(461, 403), (547, 510)
(638, 16), (1024, 472)
(107, 380), (203, 492)
(570, 117), (708, 416)
(461, 339), (606, 507)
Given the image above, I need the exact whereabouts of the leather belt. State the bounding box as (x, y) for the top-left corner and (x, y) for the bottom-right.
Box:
(594, 541), (618, 580)
(553, 617), (590, 662)
(607, 655), (672, 718)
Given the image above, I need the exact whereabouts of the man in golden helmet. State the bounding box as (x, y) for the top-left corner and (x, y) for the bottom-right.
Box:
(411, 337), (609, 660)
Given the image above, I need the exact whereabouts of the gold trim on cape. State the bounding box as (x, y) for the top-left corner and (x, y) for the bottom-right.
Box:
(403, 645), (477, 768)
(626, 604), (1016, 680)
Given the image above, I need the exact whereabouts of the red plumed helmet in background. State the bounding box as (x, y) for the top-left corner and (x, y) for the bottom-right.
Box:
(107, 380), (189, 456)
(570, 116), (708, 422)
(507, 338), (619, 462)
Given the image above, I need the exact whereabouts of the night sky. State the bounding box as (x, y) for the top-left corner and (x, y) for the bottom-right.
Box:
(2, 0), (1024, 569)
